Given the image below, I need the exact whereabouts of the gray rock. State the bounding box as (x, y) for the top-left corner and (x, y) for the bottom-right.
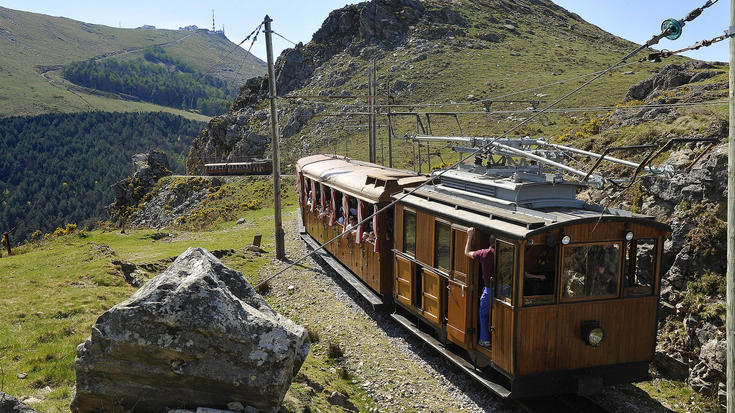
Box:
(0, 392), (37, 413)
(327, 391), (358, 412)
(71, 247), (310, 413)
(226, 402), (244, 412)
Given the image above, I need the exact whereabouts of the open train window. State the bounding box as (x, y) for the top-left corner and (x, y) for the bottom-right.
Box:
(523, 244), (556, 305)
(403, 209), (417, 256)
(561, 243), (620, 301)
(624, 238), (656, 296)
(495, 239), (514, 304)
(435, 220), (451, 272)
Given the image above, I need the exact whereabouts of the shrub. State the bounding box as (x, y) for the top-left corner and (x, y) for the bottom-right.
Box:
(327, 341), (344, 359)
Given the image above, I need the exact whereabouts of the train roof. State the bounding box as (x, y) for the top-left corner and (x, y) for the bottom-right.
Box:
(394, 164), (670, 239)
(296, 154), (427, 202)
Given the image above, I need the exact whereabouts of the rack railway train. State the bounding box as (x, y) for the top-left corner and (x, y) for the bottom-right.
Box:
(204, 160), (273, 176)
(296, 148), (671, 398)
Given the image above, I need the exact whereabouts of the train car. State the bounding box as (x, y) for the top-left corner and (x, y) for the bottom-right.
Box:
(204, 160), (273, 176)
(296, 153), (670, 398)
(204, 163), (229, 175)
(296, 154), (426, 304)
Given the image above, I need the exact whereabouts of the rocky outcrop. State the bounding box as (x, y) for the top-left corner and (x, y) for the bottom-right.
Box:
(71, 247), (310, 413)
(126, 176), (225, 229)
(0, 393), (37, 413)
(624, 61), (723, 102)
(107, 149), (172, 224)
(186, 113), (270, 175)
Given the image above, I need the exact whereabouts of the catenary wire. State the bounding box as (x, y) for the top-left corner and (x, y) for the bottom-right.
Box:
(256, 0), (727, 287)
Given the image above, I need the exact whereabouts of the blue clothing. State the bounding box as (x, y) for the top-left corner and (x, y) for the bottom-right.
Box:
(479, 286), (491, 342)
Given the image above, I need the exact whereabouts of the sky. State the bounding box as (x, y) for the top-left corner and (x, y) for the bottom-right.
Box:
(1, 0), (731, 63)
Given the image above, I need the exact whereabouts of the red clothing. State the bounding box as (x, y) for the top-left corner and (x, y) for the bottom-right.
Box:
(473, 247), (495, 287)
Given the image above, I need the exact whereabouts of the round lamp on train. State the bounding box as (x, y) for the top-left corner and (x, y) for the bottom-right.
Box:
(581, 321), (605, 347)
(546, 233), (555, 246)
(624, 230), (634, 241)
(561, 234), (571, 245)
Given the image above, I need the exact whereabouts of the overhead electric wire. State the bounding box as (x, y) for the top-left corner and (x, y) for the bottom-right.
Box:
(3, 23), (265, 240)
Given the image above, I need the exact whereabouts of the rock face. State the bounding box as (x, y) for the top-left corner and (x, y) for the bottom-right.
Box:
(71, 247), (310, 413)
(107, 149), (172, 224)
(0, 392), (37, 413)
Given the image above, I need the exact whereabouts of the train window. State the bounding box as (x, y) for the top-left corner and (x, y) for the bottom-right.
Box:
(561, 243), (620, 301)
(495, 240), (514, 304)
(403, 210), (417, 256)
(523, 244), (556, 305)
(624, 238), (656, 296)
(435, 221), (451, 271)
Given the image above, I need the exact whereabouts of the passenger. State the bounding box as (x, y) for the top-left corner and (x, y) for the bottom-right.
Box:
(464, 227), (494, 348)
(318, 205), (330, 219)
(524, 272), (546, 281)
(342, 216), (357, 239)
(337, 207), (345, 225)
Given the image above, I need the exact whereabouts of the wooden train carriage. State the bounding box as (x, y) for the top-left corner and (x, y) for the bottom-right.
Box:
(391, 167), (670, 398)
(204, 163), (228, 175)
(228, 160), (273, 175)
(296, 154), (426, 299)
(203, 160), (273, 176)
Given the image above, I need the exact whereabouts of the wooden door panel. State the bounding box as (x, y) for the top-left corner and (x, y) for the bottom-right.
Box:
(395, 255), (413, 306)
(422, 268), (443, 326)
(446, 278), (468, 344)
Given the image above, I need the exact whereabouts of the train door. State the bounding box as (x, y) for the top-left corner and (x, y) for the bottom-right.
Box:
(446, 225), (472, 346)
(394, 208), (416, 306)
(421, 219), (451, 328)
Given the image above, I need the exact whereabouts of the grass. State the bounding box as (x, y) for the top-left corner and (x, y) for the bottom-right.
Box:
(0, 177), (294, 412)
(636, 379), (722, 413)
(0, 176), (380, 413)
(0, 7), (265, 118)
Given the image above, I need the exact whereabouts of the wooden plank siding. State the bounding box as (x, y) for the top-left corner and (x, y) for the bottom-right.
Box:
(421, 268), (444, 326)
(492, 302), (515, 374)
(515, 296), (658, 375)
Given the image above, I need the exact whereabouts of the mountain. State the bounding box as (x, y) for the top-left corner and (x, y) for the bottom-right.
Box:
(184, 0), (729, 407)
(0, 6), (267, 118)
(187, 0), (700, 172)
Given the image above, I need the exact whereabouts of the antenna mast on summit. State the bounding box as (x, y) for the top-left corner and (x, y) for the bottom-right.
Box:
(212, 9), (215, 32)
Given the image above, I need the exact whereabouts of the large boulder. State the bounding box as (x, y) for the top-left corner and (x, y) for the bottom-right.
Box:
(71, 247), (310, 413)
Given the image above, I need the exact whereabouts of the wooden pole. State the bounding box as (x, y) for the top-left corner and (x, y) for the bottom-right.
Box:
(727, 2), (735, 411)
(264, 15), (285, 260)
(368, 61), (377, 164)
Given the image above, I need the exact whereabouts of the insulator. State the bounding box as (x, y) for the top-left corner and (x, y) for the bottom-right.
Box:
(661, 18), (683, 40)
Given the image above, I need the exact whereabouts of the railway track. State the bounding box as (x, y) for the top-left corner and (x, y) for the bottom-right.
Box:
(515, 393), (613, 413)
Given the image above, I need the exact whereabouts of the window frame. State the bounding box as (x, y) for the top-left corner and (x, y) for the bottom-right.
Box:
(560, 241), (622, 302)
(403, 208), (417, 257)
(494, 238), (515, 305)
(434, 219), (452, 273)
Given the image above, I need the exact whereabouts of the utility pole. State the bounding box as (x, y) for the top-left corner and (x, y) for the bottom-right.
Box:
(728, 2), (735, 412)
(265, 15), (285, 260)
(368, 61), (377, 164)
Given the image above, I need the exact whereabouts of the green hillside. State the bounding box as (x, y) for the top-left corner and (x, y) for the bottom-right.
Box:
(0, 6), (266, 118)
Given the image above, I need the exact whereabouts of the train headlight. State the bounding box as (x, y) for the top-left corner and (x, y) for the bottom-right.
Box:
(561, 235), (571, 245)
(581, 321), (605, 347)
(624, 231), (634, 241)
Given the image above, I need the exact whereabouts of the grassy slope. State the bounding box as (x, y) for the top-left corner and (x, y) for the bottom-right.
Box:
(0, 177), (308, 412)
(0, 6), (265, 118)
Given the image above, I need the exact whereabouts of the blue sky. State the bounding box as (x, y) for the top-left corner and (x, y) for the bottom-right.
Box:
(1, 0), (730, 63)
